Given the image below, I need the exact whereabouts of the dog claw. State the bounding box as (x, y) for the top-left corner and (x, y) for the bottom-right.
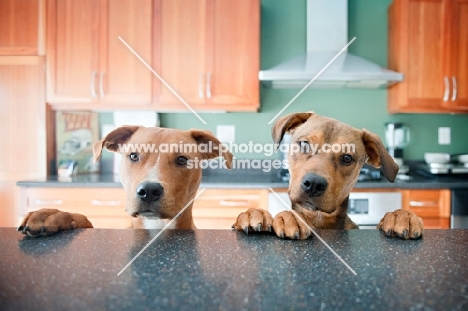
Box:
(243, 226), (249, 235)
(402, 229), (408, 239)
(17, 225), (24, 232)
(256, 224), (261, 232)
(279, 231), (285, 239)
(294, 231), (300, 240)
(386, 229), (392, 237)
(268, 225), (272, 232)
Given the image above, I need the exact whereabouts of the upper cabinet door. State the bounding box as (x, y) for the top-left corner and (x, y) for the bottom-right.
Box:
(406, 0), (448, 108)
(157, 0), (207, 109)
(391, 0), (449, 112)
(155, 0), (260, 112)
(449, 0), (468, 110)
(0, 0), (45, 55)
(46, 0), (100, 104)
(46, 0), (153, 108)
(388, 0), (468, 113)
(99, 0), (152, 106)
(207, 0), (259, 110)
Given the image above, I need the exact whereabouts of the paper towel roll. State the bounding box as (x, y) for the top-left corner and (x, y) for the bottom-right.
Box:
(114, 111), (159, 128)
(112, 111), (159, 173)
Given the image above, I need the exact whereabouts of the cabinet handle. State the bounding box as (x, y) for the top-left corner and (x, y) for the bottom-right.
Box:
(443, 76), (449, 102)
(206, 72), (212, 99)
(451, 76), (457, 101)
(198, 73), (204, 98)
(90, 71), (97, 98)
(219, 200), (249, 206)
(91, 199), (121, 206)
(34, 199), (63, 206)
(99, 71), (105, 98)
(409, 200), (438, 207)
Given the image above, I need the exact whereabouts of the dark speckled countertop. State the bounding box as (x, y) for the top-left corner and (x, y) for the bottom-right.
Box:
(1, 228), (467, 310)
(15, 166), (468, 189)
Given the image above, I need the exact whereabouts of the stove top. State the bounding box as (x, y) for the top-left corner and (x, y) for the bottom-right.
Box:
(358, 165), (382, 181)
(417, 163), (468, 175)
(277, 165), (383, 182)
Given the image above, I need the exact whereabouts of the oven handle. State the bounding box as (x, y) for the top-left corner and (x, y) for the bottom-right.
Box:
(219, 200), (250, 206)
(91, 199), (122, 206)
(409, 200), (438, 207)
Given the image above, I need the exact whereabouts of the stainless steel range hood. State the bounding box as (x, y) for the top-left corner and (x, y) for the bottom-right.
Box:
(259, 0), (403, 89)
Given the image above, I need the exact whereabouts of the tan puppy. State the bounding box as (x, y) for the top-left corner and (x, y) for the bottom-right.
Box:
(19, 126), (232, 237)
(233, 112), (423, 240)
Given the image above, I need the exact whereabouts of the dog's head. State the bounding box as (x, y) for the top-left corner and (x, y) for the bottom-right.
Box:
(93, 126), (233, 219)
(272, 111), (398, 214)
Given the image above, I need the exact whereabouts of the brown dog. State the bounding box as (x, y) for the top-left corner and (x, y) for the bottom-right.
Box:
(233, 112), (423, 240)
(18, 126), (233, 237)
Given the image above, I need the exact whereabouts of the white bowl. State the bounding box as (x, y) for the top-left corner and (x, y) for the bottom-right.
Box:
(455, 154), (468, 164)
(424, 153), (451, 164)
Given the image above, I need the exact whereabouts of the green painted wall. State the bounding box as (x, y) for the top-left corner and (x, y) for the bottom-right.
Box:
(159, 0), (468, 160)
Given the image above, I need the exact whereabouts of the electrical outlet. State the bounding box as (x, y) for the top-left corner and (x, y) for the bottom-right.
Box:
(438, 127), (451, 145)
(216, 125), (235, 143)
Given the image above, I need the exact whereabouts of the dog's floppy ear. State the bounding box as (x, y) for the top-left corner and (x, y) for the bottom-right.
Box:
(362, 129), (399, 182)
(272, 111), (315, 144)
(190, 129), (233, 169)
(93, 125), (141, 162)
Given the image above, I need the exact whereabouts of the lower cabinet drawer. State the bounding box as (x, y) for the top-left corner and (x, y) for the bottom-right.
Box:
(192, 189), (268, 229)
(401, 189), (451, 229)
(20, 187), (131, 229)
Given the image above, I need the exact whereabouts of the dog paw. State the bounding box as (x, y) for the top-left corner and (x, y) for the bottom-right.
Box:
(18, 208), (93, 237)
(232, 208), (274, 234)
(378, 209), (423, 239)
(272, 211), (313, 240)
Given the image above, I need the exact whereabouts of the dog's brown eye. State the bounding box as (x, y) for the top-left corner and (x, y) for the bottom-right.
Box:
(129, 153), (139, 162)
(176, 156), (188, 166)
(341, 154), (353, 165)
(298, 141), (310, 153)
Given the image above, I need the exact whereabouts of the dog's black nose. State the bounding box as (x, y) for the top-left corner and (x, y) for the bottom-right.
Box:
(301, 173), (328, 197)
(136, 182), (164, 202)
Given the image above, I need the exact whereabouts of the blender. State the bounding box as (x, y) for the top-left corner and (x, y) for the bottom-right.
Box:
(385, 122), (410, 175)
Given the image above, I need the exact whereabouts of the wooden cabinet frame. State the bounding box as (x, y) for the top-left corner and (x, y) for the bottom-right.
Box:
(0, 56), (46, 227)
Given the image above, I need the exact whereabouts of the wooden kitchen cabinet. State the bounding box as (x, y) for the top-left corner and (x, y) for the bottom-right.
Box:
(447, 0), (468, 110)
(18, 187), (131, 229)
(46, 0), (153, 109)
(0, 56), (46, 227)
(154, 0), (260, 112)
(0, 0), (45, 55)
(388, 0), (468, 113)
(401, 189), (451, 229)
(17, 187), (268, 230)
(192, 189), (268, 229)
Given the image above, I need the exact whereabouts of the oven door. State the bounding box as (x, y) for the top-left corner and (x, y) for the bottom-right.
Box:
(451, 189), (468, 229)
(268, 192), (402, 229)
(347, 192), (402, 228)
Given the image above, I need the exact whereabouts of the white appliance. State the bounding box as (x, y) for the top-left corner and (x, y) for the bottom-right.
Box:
(259, 0), (403, 88)
(268, 191), (402, 229)
(451, 190), (468, 229)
